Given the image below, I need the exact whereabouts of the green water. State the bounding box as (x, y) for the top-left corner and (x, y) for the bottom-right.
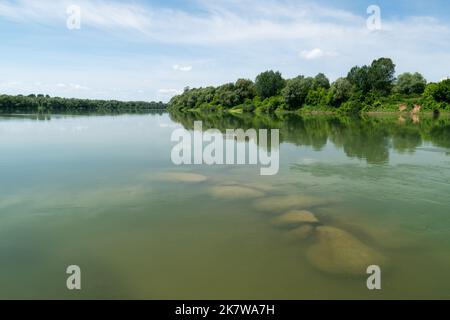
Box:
(0, 112), (449, 299)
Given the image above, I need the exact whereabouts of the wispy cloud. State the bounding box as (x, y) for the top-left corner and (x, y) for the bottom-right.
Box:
(1, 0), (449, 48)
(52, 83), (89, 90)
(0, 0), (151, 31)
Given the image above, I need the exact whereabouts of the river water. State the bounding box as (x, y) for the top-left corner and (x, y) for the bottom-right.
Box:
(0, 112), (449, 299)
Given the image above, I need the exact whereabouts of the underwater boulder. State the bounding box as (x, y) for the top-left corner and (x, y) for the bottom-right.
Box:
(159, 172), (208, 183)
(240, 182), (276, 192)
(306, 226), (386, 276)
(285, 225), (315, 241)
(272, 210), (319, 226)
(210, 185), (265, 199)
(253, 195), (328, 212)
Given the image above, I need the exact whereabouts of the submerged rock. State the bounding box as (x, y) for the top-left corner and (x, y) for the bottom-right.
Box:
(306, 226), (385, 276)
(159, 172), (207, 183)
(322, 208), (417, 250)
(210, 185), (264, 199)
(286, 225), (315, 241)
(272, 210), (319, 226)
(253, 195), (328, 212)
(214, 180), (274, 192)
(240, 182), (276, 192)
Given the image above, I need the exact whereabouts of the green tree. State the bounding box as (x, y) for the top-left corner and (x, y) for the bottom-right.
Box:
(197, 87), (216, 105)
(347, 65), (371, 93)
(329, 78), (352, 107)
(282, 76), (314, 110)
(394, 72), (427, 95)
(428, 79), (450, 103)
(255, 70), (285, 99)
(420, 80), (450, 111)
(368, 57), (396, 95)
(214, 83), (240, 108)
(305, 87), (329, 107)
(347, 58), (396, 96)
(313, 73), (330, 89)
(234, 79), (256, 103)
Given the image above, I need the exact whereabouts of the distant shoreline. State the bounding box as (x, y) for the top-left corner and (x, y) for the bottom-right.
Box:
(0, 93), (168, 114)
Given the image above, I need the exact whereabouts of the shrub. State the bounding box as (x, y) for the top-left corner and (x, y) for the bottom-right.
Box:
(339, 100), (362, 114)
(242, 99), (256, 112)
(258, 96), (285, 113)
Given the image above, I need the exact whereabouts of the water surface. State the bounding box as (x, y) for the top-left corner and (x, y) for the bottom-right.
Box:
(1, 112), (449, 299)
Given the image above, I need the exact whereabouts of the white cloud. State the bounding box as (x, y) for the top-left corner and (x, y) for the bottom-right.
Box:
(55, 83), (88, 90)
(69, 83), (89, 90)
(172, 64), (193, 72)
(300, 48), (338, 60)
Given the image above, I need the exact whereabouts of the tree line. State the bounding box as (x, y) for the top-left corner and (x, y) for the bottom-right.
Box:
(0, 94), (167, 114)
(169, 57), (450, 114)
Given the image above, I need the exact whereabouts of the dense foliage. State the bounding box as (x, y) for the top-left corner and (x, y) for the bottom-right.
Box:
(0, 94), (167, 114)
(422, 79), (450, 110)
(169, 57), (450, 114)
(255, 71), (285, 99)
(394, 72), (427, 95)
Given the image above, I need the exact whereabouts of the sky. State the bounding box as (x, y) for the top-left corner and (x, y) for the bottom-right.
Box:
(0, 0), (449, 102)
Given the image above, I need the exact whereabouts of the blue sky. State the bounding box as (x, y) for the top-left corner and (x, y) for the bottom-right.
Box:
(1, 0), (449, 102)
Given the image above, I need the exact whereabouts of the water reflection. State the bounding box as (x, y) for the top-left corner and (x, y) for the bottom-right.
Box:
(169, 111), (450, 164)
